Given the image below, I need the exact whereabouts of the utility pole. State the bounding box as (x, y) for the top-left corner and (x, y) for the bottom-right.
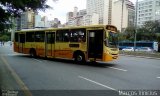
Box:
(134, 0), (138, 51)
(121, 0), (124, 32)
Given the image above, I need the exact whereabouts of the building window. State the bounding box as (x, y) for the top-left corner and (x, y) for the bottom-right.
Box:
(145, 10), (148, 12)
(156, 1), (160, 6)
(149, 1), (152, 4)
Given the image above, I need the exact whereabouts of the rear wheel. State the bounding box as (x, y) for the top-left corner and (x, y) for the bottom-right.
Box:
(30, 49), (36, 58)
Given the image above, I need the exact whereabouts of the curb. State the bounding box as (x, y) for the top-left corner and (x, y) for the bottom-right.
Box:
(120, 54), (160, 60)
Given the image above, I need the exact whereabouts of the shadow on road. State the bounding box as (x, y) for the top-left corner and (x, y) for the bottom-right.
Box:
(13, 54), (117, 68)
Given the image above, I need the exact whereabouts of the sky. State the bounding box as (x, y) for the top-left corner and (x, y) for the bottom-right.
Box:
(39, 0), (137, 24)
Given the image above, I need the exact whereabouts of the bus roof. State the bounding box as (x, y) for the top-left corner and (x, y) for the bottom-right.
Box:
(15, 25), (117, 32)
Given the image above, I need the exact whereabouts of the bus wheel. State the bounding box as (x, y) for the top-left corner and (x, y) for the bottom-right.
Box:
(74, 53), (85, 64)
(30, 49), (36, 58)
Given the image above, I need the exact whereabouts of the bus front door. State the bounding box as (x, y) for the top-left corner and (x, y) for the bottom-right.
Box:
(88, 30), (103, 59)
(45, 32), (55, 57)
(18, 34), (25, 53)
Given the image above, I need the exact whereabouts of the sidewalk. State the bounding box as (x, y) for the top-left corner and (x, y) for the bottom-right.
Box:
(120, 51), (160, 60)
(0, 56), (26, 96)
(0, 57), (20, 90)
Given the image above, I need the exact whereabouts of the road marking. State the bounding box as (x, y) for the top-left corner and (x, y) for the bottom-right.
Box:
(78, 76), (132, 96)
(157, 77), (160, 79)
(33, 59), (42, 63)
(1, 56), (32, 96)
(0, 54), (19, 56)
(78, 76), (116, 90)
(108, 67), (128, 72)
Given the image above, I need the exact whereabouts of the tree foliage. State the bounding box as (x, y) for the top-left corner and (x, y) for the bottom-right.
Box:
(123, 26), (135, 41)
(0, 0), (58, 32)
(119, 20), (160, 42)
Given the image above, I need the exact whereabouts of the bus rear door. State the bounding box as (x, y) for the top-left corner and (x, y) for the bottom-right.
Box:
(45, 32), (55, 57)
(88, 30), (103, 60)
(18, 33), (25, 53)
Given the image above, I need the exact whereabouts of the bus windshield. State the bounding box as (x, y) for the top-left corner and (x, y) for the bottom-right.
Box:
(105, 31), (118, 48)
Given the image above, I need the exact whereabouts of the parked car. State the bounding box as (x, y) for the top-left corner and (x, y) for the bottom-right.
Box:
(136, 47), (153, 52)
(122, 47), (134, 51)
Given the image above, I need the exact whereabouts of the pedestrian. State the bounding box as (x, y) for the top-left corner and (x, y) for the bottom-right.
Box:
(10, 41), (12, 46)
(2, 41), (4, 46)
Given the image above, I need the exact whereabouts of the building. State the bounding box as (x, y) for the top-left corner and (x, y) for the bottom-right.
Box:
(66, 12), (73, 23)
(14, 17), (21, 31)
(83, 13), (99, 26)
(66, 7), (87, 26)
(136, 0), (160, 27)
(50, 18), (61, 28)
(35, 14), (43, 28)
(20, 9), (35, 29)
(87, 0), (112, 24)
(41, 16), (49, 27)
(15, 9), (54, 30)
(112, 0), (135, 32)
(87, 0), (135, 31)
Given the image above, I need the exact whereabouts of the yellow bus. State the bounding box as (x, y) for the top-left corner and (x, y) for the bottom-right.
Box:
(14, 25), (119, 63)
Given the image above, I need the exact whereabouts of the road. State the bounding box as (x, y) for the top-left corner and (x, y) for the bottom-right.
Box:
(0, 44), (160, 96)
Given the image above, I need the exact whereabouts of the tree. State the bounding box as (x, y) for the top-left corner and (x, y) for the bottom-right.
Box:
(119, 20), (160, 42)
(0, 0), (57, 32)
(123, 26), (135, 41)
(138, 21), (160, 41)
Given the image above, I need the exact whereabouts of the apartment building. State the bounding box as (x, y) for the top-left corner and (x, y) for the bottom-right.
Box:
(20, 9), (35, 29)
(137, 0), (160, 27)
(112, 0), (135, 31)
(66, 7), (87, 26)
(87, 0), (111, 24)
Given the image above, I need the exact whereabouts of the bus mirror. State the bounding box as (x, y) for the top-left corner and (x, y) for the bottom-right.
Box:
(104, 38), (109, 46)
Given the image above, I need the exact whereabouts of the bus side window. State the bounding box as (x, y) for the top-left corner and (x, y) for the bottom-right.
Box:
(20, 34), (25, 43)
(70, 29), (86, 42)
(35, 31), (45, 42)
(26, 32), (35, 42)
(56, 30), (69, 42)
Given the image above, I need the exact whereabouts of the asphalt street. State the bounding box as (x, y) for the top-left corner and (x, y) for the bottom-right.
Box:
(0, 43), (160, 96)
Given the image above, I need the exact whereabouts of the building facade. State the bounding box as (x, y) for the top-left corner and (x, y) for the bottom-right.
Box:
(15, 9), (55, 30)
(20, 9), (35, 29)
(66, 7), (87, 26)
(137, 0), (160, 27)
(87, 0), (111, 24)
(112, 0), (135, 32)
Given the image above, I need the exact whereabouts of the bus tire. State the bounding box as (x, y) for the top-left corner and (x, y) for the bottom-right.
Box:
(74, 52), (85, 64)
(30, 49), (37, 58)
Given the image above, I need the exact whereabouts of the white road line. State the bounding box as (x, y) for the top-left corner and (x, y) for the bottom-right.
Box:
(108, 67), (128, 72)
(78, 76), (132, 96)
(33, 59), (42, 63)
(157, 77), (160, 79)
(78, 76), (116, 90)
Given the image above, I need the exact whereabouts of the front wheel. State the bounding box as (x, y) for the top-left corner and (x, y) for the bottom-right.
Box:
(74, 53), (85, 64)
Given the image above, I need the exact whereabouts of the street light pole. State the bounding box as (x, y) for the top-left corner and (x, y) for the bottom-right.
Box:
(134, 0), (138, 51)
(121, 0), (124, 32)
